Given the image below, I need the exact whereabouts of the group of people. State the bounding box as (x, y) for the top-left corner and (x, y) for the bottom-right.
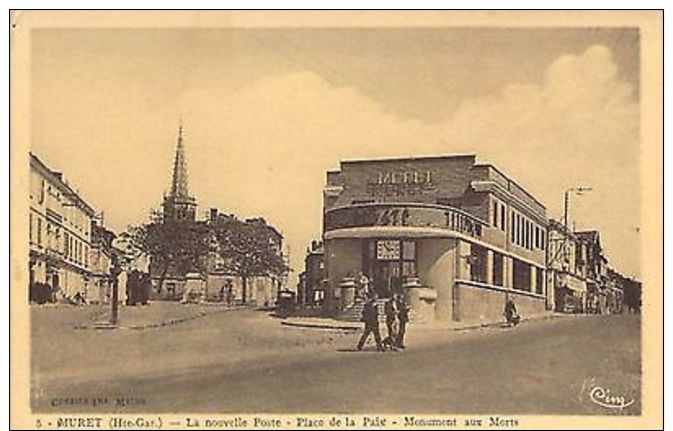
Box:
(357, 293), (410, 352)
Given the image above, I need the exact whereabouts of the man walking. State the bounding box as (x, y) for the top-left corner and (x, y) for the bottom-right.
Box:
(383, 295), (399, 351)
(396, 294), (410, 349)
(357, 296), (384, 351)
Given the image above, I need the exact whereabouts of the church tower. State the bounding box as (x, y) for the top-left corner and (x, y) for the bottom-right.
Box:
(163, 124), (197, 222)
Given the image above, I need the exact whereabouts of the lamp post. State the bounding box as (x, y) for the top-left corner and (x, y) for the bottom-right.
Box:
(563, 186), (592, 232)
(109, 254), (123, 326)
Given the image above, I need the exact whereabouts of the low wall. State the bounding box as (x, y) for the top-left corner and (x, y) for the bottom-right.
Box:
(453, 280), (546, 323)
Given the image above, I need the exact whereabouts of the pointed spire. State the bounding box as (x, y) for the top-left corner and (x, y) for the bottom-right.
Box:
(170, 122), (190, 198)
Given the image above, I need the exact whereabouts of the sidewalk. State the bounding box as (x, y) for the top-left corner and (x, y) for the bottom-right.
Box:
(280, 311), (568, 333)
(77, 301), (235, 330)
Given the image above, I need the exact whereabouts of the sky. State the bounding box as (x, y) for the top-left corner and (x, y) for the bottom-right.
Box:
(30, 27), (641, 284)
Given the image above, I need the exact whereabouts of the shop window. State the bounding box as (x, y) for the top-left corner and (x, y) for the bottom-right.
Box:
(469, 244), (488, 283)
(536, 268), (544, 294)
(513, 259), (531, 291)
(492, 252), (504, 286)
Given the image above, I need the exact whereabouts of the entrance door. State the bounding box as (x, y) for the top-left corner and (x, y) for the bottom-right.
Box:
(371, 260), (401, 298)
(365, 239), (416, 298)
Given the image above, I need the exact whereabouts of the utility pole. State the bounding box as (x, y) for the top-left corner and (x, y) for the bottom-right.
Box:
(563, 186), (592, 232)
(109, 254), (123, 326)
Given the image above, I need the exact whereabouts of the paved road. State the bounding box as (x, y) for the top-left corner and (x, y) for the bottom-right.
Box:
(34, 313), (640, 415)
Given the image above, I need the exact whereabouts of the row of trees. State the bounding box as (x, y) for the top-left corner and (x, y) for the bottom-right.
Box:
(128, 211), (288, 303)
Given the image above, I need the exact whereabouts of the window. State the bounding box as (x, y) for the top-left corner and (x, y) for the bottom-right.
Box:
(526, 221), (531, 249)
(29, 214), (33, 244)
(510, 211), (515, 242)
(492, 252), (504, 286)
(536, 268), (544, 294)
(38, 179), (45, 204)
(500, 203), (506, 231)
(513, 259), (531, 291)
(37, 218), (42, 246)
(492, 200), (499, 228)
(469, 244), (488, 283)
(402, 241), (417, 276)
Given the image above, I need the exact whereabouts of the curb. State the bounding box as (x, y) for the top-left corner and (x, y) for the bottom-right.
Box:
(280, 312), (566, 333)
(280, 320), (359, 332)
(77, 307), (233, 331)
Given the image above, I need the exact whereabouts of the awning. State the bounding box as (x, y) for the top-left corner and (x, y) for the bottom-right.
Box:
(562, 274), (587, 293)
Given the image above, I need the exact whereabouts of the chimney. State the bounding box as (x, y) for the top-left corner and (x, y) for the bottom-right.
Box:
(210, 208), (218, 221)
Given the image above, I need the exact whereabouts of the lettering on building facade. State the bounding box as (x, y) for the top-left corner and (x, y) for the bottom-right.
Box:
(366, 170), (435, 197)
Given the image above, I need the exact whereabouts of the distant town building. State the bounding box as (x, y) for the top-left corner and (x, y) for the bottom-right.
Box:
(298, 240), (325, 307)
(321, 154), (548, 323)
(87, 223), (116, 304)
(29, 153), (98, 303)
(575, 230), (609, 314)
(546, 219), (587, 313)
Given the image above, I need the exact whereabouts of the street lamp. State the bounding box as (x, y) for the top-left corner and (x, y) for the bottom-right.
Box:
(563, 186), (592, 232)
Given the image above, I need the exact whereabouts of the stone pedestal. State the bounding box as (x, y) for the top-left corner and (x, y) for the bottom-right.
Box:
(339, 277), (357, 310)
(182, 272), (206, 303)
(403, 277), (437, 322)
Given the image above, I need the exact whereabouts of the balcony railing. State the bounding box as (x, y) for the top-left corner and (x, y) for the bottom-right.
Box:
(324, 203), (485, 238)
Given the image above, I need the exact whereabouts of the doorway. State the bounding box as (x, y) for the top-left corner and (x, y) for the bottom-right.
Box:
(364, 239), (417, 298)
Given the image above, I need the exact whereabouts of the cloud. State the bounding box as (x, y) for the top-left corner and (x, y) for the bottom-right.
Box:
(169, 44), (639, 281)
(34, 43), (639, 284)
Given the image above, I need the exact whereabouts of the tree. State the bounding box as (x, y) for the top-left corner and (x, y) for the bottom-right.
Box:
(128, 210), (211, 294)
(211, 216), (288, 304)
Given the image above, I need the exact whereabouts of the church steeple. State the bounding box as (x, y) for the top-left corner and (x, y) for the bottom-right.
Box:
(170, 124), (190, 198)
(163, 123), (197, 222)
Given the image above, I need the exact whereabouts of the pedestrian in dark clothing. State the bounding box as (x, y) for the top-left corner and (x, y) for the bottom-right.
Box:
(357, 297), (384, 351)
(396, 295), (410, 348)
(142, 273), (152, 305)
(504, 297), (520, 326)
(383, 296), (399, 351)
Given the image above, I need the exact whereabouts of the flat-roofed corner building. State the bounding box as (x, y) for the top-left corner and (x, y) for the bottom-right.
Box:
(322, 154), (548, 323)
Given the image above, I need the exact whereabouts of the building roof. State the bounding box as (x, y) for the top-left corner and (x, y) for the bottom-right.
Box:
(30, 152), (96, 216)
(340, 153), (476, 165)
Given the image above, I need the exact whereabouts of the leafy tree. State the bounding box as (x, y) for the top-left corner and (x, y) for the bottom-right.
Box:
(128, 210), (211, 294)
(211, 216), (288, 304)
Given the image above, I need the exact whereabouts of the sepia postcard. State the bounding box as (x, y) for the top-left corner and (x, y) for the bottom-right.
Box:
(9, 10), (663, 430)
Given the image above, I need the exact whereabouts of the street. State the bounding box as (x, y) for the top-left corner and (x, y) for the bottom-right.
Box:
(31, 307), (640, 415)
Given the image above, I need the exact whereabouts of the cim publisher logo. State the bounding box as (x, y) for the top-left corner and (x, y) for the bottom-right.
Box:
(579, 377), (639, 414)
